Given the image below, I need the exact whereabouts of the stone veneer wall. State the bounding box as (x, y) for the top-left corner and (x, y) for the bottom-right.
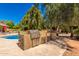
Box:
(18, 31), (32, 50)
(18, 30), (49, 50)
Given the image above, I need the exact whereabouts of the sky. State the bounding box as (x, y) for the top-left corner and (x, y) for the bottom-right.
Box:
(0, 3), (34, 25)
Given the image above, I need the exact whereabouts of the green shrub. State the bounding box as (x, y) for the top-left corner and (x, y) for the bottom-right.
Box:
(59, 24), (70, 33)
(0, 25), (2, 30)
(73, 28), (79, 34)
(73, 28), (79, 35)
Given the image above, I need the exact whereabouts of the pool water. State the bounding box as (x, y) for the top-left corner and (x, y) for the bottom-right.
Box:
(2, 35), (19, 40)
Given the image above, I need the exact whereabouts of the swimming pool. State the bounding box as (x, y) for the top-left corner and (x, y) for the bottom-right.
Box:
(1, 35), (19, 40)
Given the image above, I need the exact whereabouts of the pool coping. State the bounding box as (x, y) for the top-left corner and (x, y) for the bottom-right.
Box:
(0, 33), (18, 37)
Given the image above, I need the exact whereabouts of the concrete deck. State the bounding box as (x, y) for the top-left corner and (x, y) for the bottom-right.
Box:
(0, 37), (66, 56)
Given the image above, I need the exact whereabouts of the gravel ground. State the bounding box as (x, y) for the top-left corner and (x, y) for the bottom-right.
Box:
(63, 39), (79, 56)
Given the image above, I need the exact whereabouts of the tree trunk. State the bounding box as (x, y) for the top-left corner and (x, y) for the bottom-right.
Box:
(70, 27), (73, 38)
(56, 26), (59, 36)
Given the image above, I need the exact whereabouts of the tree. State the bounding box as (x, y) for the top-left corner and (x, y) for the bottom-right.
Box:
(5, 20), (14, 29)
(20, 6), (43, 30)
(72, 4), (79, 27)
(44, 3), (74, 33)
(45, 4), (62, 30)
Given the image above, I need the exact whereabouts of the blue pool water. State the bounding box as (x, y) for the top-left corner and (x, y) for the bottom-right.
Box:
(1, 35), (19, 40)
